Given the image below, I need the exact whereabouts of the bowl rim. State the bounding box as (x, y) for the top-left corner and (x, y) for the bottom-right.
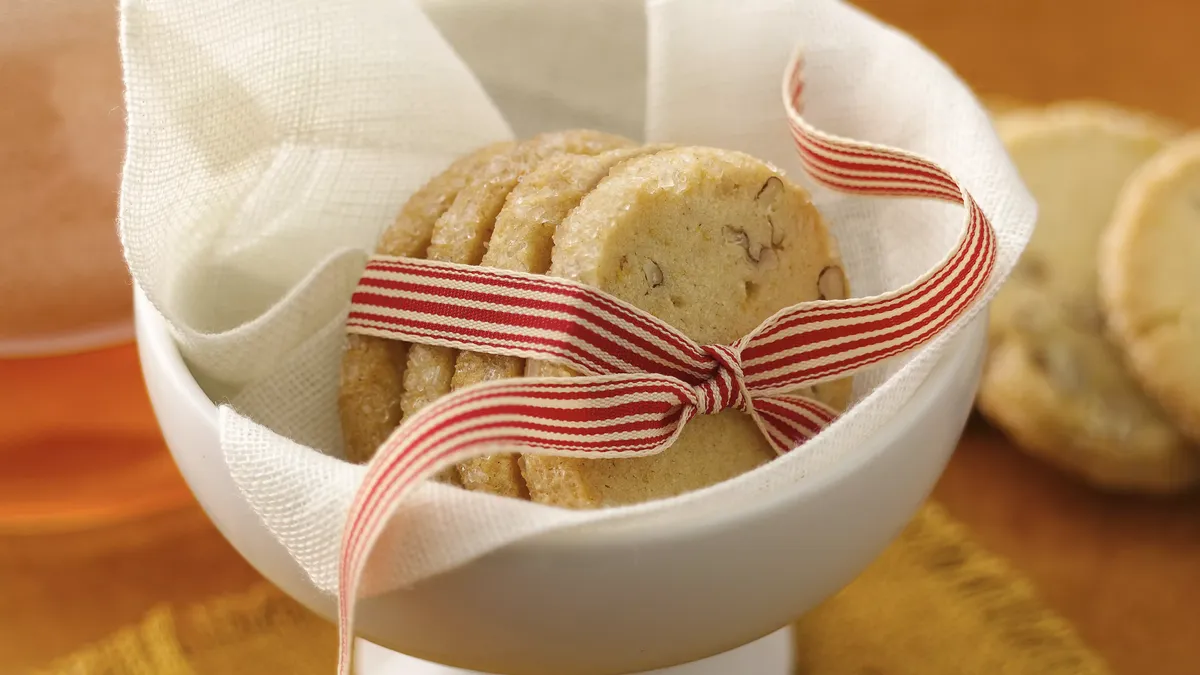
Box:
(134, 288), (986, 552)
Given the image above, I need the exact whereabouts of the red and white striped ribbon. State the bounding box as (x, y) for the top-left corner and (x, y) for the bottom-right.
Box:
(333, 53), (996, 673)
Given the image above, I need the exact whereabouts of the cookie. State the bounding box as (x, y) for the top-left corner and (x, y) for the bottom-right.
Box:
(397, 130), (635, 496)
(979, 102), (1200, 492)
(338, 141), (513, 466)
(1100, 132), (1200, 445)
(520, 146), (852, 508)
(450, 145), (671, 494)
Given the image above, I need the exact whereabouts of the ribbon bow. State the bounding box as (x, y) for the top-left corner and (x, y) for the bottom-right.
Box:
(334, 54), (997, 674)
(345, 254), (845, 457)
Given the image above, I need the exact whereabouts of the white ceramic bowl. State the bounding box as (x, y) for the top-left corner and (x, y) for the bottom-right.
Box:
(136, 288), (986, 675)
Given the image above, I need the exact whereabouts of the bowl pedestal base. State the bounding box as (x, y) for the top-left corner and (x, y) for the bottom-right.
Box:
(355, 627), (793, 675)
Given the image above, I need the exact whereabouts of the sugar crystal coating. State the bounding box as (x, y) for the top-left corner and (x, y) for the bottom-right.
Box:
(395, 131), (636, 497)
(449, 145), (672, 498)
(337, 141), (513, 468)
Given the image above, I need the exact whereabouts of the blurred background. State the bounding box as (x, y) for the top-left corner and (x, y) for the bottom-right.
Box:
(0, 0), (1197, 673)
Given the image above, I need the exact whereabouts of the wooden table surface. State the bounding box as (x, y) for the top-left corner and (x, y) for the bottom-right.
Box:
(856, 0), (1200, 125)
(2, 1), (1199, 673)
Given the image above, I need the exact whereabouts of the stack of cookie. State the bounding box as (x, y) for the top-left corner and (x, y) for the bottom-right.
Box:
(980, 101), (1200, 493)
(338, 131), (853, 508)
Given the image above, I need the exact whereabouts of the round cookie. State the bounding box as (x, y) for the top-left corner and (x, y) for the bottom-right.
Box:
(979, 102), (1200, 492)
(1100, 132), (1200, 445)
(449, 145), (673, 494)
(397, 130), (635, 497)
(521, 146), (852, 508)
(338, 141), (513, 466)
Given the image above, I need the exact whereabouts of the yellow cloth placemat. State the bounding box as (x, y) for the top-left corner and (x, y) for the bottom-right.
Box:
(30, 503), (1111, 675)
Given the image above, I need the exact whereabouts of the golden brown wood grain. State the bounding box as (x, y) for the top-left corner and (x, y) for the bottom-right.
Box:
(851, 2), (1200, 674)
(854, 0), (1200, 127)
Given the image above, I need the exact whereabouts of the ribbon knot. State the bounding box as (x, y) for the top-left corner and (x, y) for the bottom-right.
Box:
(692, 344), (748, 415)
